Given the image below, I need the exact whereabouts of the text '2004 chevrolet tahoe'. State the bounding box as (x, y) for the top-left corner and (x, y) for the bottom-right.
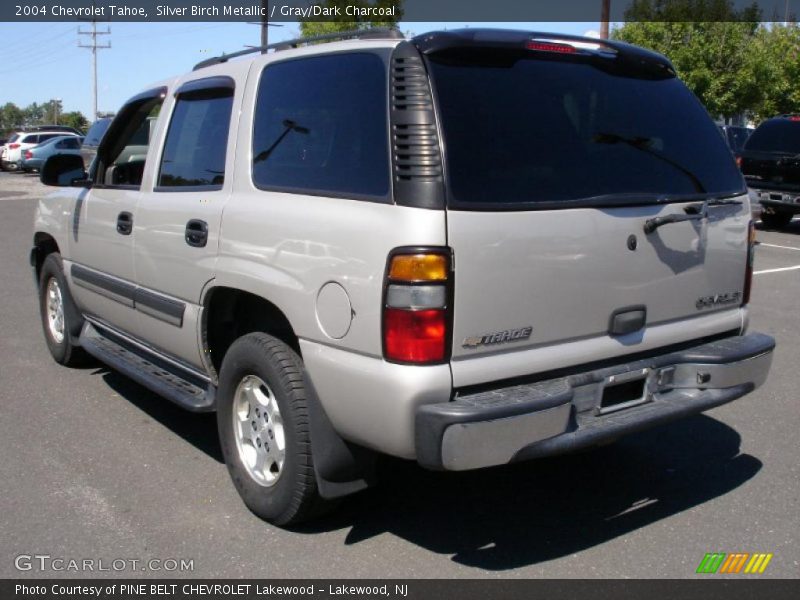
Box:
(32, 29), (775, 526)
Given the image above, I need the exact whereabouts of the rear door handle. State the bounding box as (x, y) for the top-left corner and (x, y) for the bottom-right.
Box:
(185, 219), (208, 248)
(116, 211), (133, 235)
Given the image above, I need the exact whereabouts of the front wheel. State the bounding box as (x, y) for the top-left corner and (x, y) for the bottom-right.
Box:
(38, 253), (86, 366)
(217, 332), (329, 526)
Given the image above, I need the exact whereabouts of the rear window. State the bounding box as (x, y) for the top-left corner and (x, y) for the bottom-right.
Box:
(725, 127), (752, 153)
(427, 50), (744, 208)
(745, 119), (800, 154)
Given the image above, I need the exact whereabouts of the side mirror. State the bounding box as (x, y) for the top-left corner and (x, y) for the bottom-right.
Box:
(40, 154), (90, 188)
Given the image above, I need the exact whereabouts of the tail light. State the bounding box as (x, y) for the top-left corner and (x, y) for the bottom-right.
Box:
(742, 220), (755, 305)
(735, 156), (742, 168)
(383, 249), (451, 364)
(9, 143), (20, 150)
(24, 150), (32, 160)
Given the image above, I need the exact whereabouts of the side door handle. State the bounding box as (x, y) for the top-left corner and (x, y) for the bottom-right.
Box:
(116, 211), (133, 235)
(185, 219), (208, 248)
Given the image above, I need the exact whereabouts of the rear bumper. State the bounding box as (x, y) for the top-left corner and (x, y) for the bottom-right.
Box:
(416, 332), (775, 471)
(751, 187), (800, 214)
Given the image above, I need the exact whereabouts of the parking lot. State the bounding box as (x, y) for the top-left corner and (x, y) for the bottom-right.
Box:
(0, 170), (797, 579)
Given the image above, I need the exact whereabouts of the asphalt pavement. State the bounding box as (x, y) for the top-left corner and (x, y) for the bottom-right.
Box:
(0, 171), (797, 579)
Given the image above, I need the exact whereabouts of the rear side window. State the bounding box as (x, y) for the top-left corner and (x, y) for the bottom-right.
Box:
(745, 119), (800, 154)
(38, 134), (61, 143)
(252, 53), (389, 200)
(427, 50), (744, 208)
(57, 138), (81, 149)
(158, 88), (233, 189)
(21, 135), (38, 144)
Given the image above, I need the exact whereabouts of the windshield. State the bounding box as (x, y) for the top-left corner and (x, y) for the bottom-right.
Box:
(745, 119), (800, 154)
(84, 119), (112, 146)
(427, 50), (744, 208)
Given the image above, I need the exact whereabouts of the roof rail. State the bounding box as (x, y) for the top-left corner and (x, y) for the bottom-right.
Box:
(193, 27), (404, 71)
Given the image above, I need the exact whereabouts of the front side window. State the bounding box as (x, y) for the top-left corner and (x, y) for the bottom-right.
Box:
(252, 53), (389, 199)
(94, 90), (164, 188)
(157, 87), (233, 189)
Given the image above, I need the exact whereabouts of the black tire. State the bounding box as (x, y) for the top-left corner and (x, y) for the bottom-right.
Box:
(217, 332), (329, 526)
(760, 209), (793, 229)
(38, 253), (87, 366)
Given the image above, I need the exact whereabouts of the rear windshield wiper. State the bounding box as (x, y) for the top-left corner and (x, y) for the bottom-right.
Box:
(643, 197), (743, 234)
(593, 132), (706, 194)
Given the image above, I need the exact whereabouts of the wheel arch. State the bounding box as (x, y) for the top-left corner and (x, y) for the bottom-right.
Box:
(202, 286), (301, 379)
(31, 232), (61, 284)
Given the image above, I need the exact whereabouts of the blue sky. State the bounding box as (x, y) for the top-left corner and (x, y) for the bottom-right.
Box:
(0, 21), (600, 120)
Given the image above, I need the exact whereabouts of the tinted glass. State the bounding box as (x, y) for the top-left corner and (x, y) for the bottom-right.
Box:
(725, 127), (751, 153)
(252, 53), (389, 198)
(96, 95), (164, 188)
(38, 134), (61, 143)
(57, 137), (80, 149)
(9, 134), (19, 143)
(84, 119), (112, 146)
(745, 119), (800, 154)
(21, 135), (38, 144)
(428, 51), (744, 207)
(158, 90), (233, 188)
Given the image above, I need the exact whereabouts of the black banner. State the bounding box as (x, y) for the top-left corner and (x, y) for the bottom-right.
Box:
(3, 580), (800, 600)
(1, 0), (796, 22)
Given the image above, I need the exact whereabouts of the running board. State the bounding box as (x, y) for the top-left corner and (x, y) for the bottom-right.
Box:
(79, 322), (216, 412)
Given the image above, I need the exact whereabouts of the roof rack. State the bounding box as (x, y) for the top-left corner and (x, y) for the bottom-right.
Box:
(193, 27), (404, 71)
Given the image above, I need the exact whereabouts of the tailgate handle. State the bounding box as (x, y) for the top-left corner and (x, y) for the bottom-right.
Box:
(609, 306), (647, 336)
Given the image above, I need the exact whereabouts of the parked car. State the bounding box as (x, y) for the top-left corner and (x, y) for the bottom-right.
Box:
(740, 114), (800, 229)
(20, 135), (84, 172)
(26, 125), (83, 135)
(79, 117), (112, 168)
(718, 124), (754, 159)
(33, 28), (774, 526)
(2, 130), (80, 171)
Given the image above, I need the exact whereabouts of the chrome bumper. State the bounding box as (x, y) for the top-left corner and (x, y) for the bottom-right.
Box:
(416, 333), (775, 471)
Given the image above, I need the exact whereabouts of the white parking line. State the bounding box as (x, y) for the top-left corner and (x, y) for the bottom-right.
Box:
(759, 243), (800, 252)
(754, 265), (800, 275)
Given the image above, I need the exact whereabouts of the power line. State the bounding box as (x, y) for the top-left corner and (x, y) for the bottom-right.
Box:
(78, 12), (110, 121)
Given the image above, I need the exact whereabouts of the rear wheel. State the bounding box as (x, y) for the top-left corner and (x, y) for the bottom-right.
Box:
(38, 253), (86, 366)
(760, 208), (793, 229)
(217, 332), (329, 526)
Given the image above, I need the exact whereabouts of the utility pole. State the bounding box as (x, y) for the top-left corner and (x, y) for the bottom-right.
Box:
(261, 0), (269, 52)
(600, 0), (611, 40)
(78, 16), (110, 122)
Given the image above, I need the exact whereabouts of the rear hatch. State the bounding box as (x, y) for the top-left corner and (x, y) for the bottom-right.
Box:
(418, 32), (749, 384)
(740, 117), (800, 192)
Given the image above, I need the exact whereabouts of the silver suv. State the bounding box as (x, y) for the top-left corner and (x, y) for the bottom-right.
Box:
(31, 29), (775, 526)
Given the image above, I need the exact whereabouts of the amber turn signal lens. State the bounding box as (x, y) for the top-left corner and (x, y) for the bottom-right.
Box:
(389, 254), (448, 282)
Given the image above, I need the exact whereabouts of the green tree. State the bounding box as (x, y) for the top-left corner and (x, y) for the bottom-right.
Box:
(298, 0), (402, 38)
(59, 111), (90, 133)
(22, 102), (45, 128)
(0, 102), (25, 135)
(747, 24), (800, 120)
